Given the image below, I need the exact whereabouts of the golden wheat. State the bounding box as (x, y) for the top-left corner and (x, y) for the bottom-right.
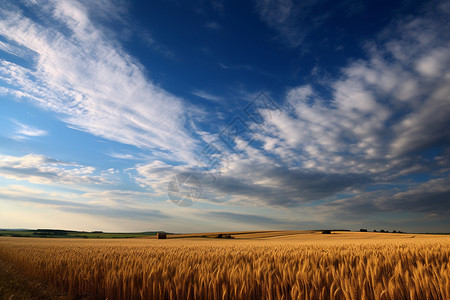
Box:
(0, 233), (448, 299)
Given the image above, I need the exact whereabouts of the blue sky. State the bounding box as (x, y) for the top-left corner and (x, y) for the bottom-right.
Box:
(0, 0), (449, 233)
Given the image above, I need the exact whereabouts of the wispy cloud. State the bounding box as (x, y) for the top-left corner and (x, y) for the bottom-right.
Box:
(0, 185), (167, 221)
(108, 152), (138, 160)
(0, 39), (36, 59)
(314, 174), (450, 220)
(205, 21), (221, 30)
(254, 0), (368, 48)
(255, 0), (329, 48)
(11, 120), (47, 140)
(0, 154), (108, 186)
(195, 210), (324, 229)
(218, 63), (253, 71)
(196, 210), (285, 225)
(191, 90), (223, 102)
(139, 30), (176, 59)
(218, 63), (274, 78)
(0, 1), (198, 165)
(133, 160), (196, 197)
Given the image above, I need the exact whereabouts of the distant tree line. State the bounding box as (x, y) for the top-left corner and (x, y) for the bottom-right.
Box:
(321, 229), (406, 234)
(361, 229), (405, 233)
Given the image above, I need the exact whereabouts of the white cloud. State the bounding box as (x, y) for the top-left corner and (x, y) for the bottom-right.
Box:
(11, 120), (47, 140)
(134, 160), (195, 197)
(416, 47), (450, 77)
(81, 189), (156, 206)
(0, 153), (108, 186)
(0, 1), (198, 165)
(0, 39), (35, 58)
(108, 153), (137, 160)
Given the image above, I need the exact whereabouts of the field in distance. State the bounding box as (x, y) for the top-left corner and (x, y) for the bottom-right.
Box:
(161, 230), (428, 240)
(0, 229), (159, 239)
(0, 231), (449, 299)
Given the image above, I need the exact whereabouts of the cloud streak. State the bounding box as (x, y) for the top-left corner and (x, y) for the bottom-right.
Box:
(11, 120), (47, 140)
(0, 185), (166, 221)
(0, 154), (107, 186)
(191, 90), (223, 102)
(0, 1), (198, 164)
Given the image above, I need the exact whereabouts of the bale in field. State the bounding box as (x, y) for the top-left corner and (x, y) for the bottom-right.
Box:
(322, 230), (331, 234)
(157, 232), (167, 239)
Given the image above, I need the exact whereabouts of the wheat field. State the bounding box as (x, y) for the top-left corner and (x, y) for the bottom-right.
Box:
(0, 232), (449, 299)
